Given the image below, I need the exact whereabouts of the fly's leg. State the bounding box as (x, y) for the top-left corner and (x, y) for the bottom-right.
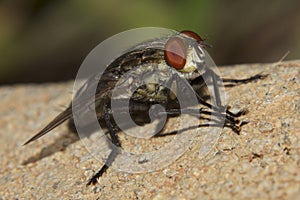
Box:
(197, 68), (267, 131)
(160, 108), (242, 134)
(86, 165), (109, 186)
(222, 73), (268, 86)
(175, 72), (241, 121)
(87, 103), (120, 186)
(173, 69), (263, 134)
(210, 69), (222, 107)
(172, 72), (240, 132)
(200, 69), (267, 116)
(104, 103), (120, 146)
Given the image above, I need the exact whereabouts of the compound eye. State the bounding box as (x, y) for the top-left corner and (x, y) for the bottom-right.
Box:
(180, 30), (203, 43)
(164, 36), (186, 70)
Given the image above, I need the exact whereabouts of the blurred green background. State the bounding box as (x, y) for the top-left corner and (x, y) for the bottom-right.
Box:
(0, 0), (299, 85)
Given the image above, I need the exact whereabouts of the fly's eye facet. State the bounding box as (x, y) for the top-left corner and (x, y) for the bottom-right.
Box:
(180, 30), (203, 43)
(164, 36), (186, 70)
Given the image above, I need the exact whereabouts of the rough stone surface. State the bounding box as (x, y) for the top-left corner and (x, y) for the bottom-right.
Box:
(0, 60), (299, 199)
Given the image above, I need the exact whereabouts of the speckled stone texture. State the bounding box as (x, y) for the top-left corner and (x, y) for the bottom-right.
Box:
(0, 60), (299, 200)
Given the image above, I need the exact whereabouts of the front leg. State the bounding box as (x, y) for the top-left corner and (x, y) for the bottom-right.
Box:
(192, 68), (267, 116)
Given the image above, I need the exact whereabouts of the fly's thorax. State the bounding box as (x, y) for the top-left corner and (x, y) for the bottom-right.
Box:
(132, 61), (174, 102)
(111, 48), (207, 103)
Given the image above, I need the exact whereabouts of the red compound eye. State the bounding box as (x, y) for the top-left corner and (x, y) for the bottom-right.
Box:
(164, 36), (186, 70)
(180, 30), (203, 43)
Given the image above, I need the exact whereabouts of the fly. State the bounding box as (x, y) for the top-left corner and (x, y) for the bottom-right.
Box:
(24, 30), (267, 185)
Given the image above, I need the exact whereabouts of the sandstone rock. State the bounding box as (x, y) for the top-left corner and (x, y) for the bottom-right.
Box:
(0, 60), (299, 199)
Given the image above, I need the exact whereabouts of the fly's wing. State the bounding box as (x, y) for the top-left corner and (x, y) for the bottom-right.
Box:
(24, 44), (166, 145)
(24, 70), (120, 146)
(24, 83), (116, 146)
(24, 106), (73, 145)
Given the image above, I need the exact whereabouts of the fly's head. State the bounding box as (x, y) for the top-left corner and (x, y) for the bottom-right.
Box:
(163, 30), (208, 80)
(143, 30), (210, 103)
